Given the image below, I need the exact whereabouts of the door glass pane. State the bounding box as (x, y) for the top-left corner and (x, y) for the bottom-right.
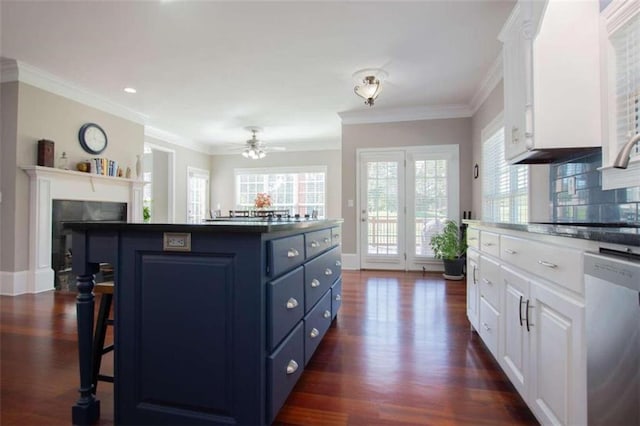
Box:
(414, 159), (448, 257)
(367, 161), (398, 255)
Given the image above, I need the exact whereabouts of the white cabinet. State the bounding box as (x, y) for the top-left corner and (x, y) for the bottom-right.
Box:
(529, 279), (585, 426)
(499, 0), (602, 164)
(466, 249), (480, 331)
(466, 224), (587, 425)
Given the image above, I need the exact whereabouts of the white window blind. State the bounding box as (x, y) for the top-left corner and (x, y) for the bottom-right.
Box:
(235, 167), (326, 217)
(612, 12), (640, 157)
(482, 126), (528, 223)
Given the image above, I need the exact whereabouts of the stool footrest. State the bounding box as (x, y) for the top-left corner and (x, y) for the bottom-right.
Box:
(101, 344), (114, 355)
(97, 374), (114, 383)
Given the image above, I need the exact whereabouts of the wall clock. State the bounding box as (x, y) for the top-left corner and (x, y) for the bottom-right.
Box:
(78, 123), (108, 155)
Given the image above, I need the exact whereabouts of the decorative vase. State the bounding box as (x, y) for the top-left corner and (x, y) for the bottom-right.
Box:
(135, 155), (142, 179)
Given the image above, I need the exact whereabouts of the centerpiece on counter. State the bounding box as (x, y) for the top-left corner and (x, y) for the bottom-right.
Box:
(254, 192), (272, 209)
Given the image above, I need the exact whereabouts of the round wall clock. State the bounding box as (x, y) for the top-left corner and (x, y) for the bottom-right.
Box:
(78, 123), (108, 155)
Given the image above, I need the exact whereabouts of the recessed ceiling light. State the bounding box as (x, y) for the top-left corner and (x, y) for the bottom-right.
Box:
(124, 87), (137, 94)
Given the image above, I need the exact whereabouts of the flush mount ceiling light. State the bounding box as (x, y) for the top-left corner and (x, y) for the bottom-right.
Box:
(242, 128), (267, 160)
(123, 87), (137, 94)
(353, 68), (388, 107)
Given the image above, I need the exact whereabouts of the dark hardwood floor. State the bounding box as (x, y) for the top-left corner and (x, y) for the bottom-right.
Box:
(0, 270), (537, 425)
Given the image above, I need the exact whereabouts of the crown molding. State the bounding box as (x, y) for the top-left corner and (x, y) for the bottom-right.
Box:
(144, 126), (214, 155)
(0, 57), (148, 124)
(469, 52), (503, 114)
(338, 104), (472, 125)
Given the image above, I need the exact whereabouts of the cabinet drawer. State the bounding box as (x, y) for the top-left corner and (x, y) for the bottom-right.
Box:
(303, 290), (332, 366)
(305, 229), (332, 259)
(267, 267), (304, 351)
(479, 296), (500, 359)
(304, 247), (341, 312)
(267, 322), (304, 423)
(331, 278), (342, 320)
(480, 231), (500, 257)
(331, 226), (341, 247)
(501, 235), (583, 294)
(467, 228), (480, 250)
(479, 255), (500, 309)
(268, 235), (305, 277)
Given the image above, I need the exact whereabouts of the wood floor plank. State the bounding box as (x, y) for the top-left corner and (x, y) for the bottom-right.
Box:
(0, 271), (538, 425)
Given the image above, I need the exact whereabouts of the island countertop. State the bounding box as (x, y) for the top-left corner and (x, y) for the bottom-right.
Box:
(64, 218), (343, 233)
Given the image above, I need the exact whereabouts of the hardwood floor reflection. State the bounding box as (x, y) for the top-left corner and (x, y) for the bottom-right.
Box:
(0, 270), (537, 425)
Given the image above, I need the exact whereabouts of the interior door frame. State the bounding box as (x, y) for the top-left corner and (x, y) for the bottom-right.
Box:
(144, 141), (176, 223)
(356, 145), (460, 272)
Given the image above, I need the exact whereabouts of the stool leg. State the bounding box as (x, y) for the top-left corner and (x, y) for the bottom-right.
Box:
(91, 293), (112, 394)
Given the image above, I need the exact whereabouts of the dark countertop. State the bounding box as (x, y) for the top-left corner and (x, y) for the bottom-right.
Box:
(64, 218), (343, 234)
(463, 220), (640, 247)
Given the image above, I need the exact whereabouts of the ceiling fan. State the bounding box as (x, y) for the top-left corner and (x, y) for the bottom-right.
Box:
(239, 127), (285, 159)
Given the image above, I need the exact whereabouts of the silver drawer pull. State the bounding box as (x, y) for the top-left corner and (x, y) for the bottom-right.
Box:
(335, 260), (342, 267)
(538, 260), (557, 269)
(482, 278), (492, 285)
(323, 310), (331, 319)
(468, 237), (478, 241)
(309, 328), (319, 338)
(505, 248), (517, 255)
(324, 268), (333, 276)
(335, 294), (342, 301)
(482, 322), (491, 331)
(286, 298), (299, 310)
(333, 234), (340, 240)
(310, 241), (319, 248)
(286, 359), (299, 375)
(323, 237), (330, 244)
(483, 242), (494, 247)
(287, 248), (299, 258)
(310, 279), (320, 288)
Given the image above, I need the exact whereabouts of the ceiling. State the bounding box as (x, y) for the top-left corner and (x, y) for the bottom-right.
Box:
(0, 1), (514, 153)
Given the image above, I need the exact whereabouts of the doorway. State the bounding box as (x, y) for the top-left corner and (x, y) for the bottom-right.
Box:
(358, 146), (459, 271)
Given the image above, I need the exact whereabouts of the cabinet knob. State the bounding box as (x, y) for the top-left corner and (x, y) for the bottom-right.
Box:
(286, 297), (299, 310)
(310, 279), (320, 288)
(323, 310), (331, 319)
(483, 242), (494, 247)
(310, 241), (319, 248)
(335, 294), (342, 301)
(309, 328), (319, 339)
(482, 322), (491, 332)
(335, 260), (342, 267)
(512, 126), (519, 144)
(323, 237), (330, 244)
(482, 278), (492, 285)
(286, 359), (299, 375)
(505, 248), (517, 255)
(324, 268), (333, 276)
(287, 248), (299, 258)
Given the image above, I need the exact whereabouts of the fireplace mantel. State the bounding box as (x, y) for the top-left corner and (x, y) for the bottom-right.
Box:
(22, 166), (145, 293)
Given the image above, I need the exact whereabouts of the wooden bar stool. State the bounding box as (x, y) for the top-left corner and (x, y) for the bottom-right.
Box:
(91, 282), (114, 393)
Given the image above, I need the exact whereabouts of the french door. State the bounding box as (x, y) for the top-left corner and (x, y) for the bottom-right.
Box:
(359, 146), (459, 271)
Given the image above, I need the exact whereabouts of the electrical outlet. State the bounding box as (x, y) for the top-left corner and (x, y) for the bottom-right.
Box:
(568, 176), (576, 195)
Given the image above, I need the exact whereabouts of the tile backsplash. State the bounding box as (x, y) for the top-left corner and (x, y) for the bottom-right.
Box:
(550, 151), (640, 223)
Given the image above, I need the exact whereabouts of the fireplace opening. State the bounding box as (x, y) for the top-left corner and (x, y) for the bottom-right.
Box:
(52, 200), (127, 290)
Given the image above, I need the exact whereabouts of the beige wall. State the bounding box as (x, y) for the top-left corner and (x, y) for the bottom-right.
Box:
(341, 118), (473, 254)
(470, 80), (550, 222)
(145, 136), (211, 223)
(210, 150), (342, 219)
(1, 81), (144, 273)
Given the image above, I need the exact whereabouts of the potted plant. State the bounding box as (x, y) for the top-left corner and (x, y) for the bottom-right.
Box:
(429, 220), (467, 280)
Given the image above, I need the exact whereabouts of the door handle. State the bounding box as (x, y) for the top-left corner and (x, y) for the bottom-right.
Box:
(518, 295), (524, 327)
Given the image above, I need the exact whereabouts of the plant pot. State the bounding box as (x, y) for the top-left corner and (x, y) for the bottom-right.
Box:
(442, 258), (465, 280)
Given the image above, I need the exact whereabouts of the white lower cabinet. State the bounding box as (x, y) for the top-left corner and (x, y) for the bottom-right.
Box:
(466, 225), (587, 426)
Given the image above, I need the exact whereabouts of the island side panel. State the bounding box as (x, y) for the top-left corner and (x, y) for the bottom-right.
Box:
(116, 230), (266, 425)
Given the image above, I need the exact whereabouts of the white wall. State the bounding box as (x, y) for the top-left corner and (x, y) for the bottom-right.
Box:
(210, 150), (342, 219)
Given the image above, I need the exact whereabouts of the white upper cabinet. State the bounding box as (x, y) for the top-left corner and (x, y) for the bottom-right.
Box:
(599, 1), (640, 190)
(499, 0), (602, 164)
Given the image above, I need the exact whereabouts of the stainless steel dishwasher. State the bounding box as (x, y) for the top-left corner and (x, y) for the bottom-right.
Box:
(585, 250), (640, 426)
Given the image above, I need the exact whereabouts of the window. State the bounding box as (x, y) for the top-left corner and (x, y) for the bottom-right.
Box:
(612, 11), (640, 158)
(482, 118), (528, 223)
(187, 167), (209, 224)
(235, 166), (327, 217)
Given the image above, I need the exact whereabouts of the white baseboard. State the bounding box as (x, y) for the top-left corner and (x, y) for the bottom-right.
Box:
(0, 270), (29, 296)
(341, 253), (360, 270)
(30, 268), (55, 293)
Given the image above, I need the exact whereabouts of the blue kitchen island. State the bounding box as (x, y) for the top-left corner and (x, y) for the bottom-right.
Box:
(66, 219), (343, 425)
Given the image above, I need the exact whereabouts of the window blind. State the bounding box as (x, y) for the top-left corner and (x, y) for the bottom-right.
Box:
(482, 126), (528, 223)
(613, 12), (640, 157)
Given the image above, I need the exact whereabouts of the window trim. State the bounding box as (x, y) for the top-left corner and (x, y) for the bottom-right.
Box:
(186, 166), (210, 224)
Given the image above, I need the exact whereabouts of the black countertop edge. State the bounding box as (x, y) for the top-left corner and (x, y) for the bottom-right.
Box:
(64, 219), (344, 233)
(462, 220), (640, 247)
